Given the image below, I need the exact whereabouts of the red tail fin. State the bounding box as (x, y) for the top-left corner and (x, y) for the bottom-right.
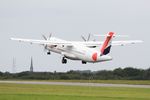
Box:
(100, 32), (115, 55)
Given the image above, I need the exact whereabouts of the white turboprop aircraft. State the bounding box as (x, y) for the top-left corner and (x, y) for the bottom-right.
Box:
(11, 32), (143, 64)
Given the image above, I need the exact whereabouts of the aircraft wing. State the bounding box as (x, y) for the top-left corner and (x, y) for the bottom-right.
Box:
(11, 38), (143, 47)
(111, 40), (143, 46)
(10, 38), (73, 46)
(80, 40), (143, 47)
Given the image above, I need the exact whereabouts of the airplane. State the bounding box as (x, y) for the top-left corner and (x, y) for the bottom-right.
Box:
(11, 32), (143, 64)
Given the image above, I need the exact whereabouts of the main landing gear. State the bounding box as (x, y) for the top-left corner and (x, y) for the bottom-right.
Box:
(62, 57), (67, 64)
(82, 61), (87, 64)
(61, 57), (87, 64)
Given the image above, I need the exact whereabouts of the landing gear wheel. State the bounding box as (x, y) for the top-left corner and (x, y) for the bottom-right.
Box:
(47, 51), (51, 55)
(82, 61), (87, 64)
(62, 57), (67, 64)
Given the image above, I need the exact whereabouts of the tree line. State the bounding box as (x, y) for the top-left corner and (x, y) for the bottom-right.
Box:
(0, 67), (150, 80)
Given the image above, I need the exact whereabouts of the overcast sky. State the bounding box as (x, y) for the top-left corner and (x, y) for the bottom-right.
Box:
(0, 0), (149, 72)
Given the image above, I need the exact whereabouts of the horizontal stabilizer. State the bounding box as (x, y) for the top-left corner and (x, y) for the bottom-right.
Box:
(94, 34), (129, 37)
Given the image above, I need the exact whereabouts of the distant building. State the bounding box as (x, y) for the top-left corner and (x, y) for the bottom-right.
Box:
(30, 57), (33, 72)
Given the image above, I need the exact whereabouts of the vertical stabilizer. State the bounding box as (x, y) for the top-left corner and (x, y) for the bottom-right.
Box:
(100, 32), (115, 55)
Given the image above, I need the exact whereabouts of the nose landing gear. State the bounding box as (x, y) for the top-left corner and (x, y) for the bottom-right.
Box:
(47, 51), (51, 55)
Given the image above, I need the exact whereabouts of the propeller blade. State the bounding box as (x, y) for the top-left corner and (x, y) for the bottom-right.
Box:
(42, 34), (47, 40)
(81, 35), (86, 41)
(87, 33), (91, 41)
(48, 33), (52, 40)
(43, 44), (48, 52)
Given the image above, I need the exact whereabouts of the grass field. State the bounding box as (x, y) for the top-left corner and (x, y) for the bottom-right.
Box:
(0, 83), (150, 100)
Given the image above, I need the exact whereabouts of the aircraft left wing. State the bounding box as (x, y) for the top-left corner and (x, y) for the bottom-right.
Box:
(112, 40), (143, 46)
(10, 38), (73, 47)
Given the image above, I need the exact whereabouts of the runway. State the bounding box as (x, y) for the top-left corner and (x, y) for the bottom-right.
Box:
(0, 80), (150, 88)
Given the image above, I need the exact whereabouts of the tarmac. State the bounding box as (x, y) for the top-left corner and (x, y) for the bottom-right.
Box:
(0, 80), (150, 88)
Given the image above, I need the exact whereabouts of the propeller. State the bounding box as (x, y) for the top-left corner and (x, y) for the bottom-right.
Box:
(81, 33), (96, 41)
(42, 33), (52, 53)
(81, 33), (91, 41)
(42, 33), (52, 40)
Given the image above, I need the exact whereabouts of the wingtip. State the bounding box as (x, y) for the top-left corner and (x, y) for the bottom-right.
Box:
(10, 37), (18, 40)
(138, 40), (143, 42)
(134, 40), (144, 43)
(10, 38), (14, 40)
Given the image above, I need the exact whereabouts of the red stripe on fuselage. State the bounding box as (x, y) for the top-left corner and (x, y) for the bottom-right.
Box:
(92, 52), (98, 61)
